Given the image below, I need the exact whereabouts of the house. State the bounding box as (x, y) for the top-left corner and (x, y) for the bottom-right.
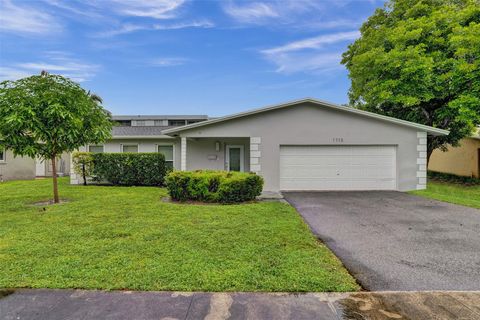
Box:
(70, 98), (448, 192)
(0, 148), (71, 182)
(69, 114), (209, 184)
(428, 128), (480, 178)
(0, 149), (36, 181)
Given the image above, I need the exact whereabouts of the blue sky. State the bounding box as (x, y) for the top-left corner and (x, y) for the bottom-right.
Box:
(0, 0), (384, 116)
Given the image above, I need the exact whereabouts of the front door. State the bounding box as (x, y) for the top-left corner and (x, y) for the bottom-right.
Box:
(226, 145), (244, 172)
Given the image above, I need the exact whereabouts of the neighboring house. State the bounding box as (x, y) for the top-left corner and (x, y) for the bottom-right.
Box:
(71, 98), (448, 192)
(0, 148), (36, 181)
(429, 128), (480, 178)
(35, 153), (71, 178)
(0, 148), (70, 181)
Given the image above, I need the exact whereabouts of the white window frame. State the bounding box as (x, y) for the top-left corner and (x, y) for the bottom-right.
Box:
(0, 147), (5, 162)
(88, 145), (104, 153)
(121, 144), (139, 153)
(157, 143), (175, 168)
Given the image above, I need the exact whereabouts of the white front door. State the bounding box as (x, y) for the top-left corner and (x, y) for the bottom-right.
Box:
(226, 145), (244, 172)
(279, 145), (397, 191)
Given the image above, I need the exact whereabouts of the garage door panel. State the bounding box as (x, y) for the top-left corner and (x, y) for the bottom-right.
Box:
(279, 146), (396, 191)
(280, 166), (395, 178)
(280, 179), (396, 191)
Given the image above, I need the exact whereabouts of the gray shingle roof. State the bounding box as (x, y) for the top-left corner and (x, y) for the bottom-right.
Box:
(112, 115), (208, 120)
(112, 126), (174, 137)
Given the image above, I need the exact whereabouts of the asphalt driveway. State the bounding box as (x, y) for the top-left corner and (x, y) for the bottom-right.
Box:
(284, 191), (480, 291)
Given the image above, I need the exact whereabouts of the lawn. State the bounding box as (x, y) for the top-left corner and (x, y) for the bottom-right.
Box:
(410, 180), (480, 209)
(0, 178), (359, 292)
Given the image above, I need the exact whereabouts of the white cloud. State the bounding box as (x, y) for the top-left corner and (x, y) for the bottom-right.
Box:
(152, 20), (215, 30)
(222, 0), (371, 29)
(0, 67), (31, 80)
(149, 57), (189, 67)
(222, 0), (334, 25)
(266, 52), (343, 74)
(223, 2), (279, 23)
(261, 31), (359, 74)
(262, 31), (360, 55)
(95, 20), (214, 37)
(42, 0), (105, 21)
(0, 0), (60, 35)
(296, 19), (363, 31)
(108, 0), (186, 19)
(0, 52), (100, 82)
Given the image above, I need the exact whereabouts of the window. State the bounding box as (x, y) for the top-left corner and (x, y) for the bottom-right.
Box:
(115, 120), (131, 126)
(122, 145), (138, 153)
(187, 120), (203, 124)
(0, 147), (4, 161)
(158, 145), (174, 169)
(88, 145), (104, 153)
(168, 120), (187, 126)
(136, 120), (146, 126)
(154, 120), (166, 126)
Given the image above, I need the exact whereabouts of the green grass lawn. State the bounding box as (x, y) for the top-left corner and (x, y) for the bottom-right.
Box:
(410, 180), (480, 209)
(0, 178), (359, 292)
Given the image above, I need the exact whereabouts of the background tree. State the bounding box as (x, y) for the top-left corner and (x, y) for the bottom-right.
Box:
(0, 71), (112, 203)
(72, 152), (95, 186)
(342, 0), (480, 163)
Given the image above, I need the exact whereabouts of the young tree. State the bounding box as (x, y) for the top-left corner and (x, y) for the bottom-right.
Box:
(0, 71), (112, 203)
(72, 152), (95, 186)
(342, 0), (480, 163)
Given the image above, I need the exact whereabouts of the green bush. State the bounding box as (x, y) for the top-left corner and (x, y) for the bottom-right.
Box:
(92, 153), (167, 186)
(165, 170), (264, 203)
(428, 170), (480, 186)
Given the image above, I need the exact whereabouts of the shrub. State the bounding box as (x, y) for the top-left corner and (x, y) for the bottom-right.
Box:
(428, 170), (480, 186)
(165, 170), (264, 203)
(92, 153), (167, 186)
(72, 152), (94, 185)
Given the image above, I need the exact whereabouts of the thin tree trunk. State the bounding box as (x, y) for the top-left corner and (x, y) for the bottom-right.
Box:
(51, 155), (59, 203)
(426, 148), (434, 167)
(82, 163), (87, 186)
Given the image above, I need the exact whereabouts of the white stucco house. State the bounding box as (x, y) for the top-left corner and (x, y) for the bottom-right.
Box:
(70, 98), (448, 192)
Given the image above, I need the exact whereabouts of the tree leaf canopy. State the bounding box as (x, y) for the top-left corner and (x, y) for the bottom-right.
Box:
(342, 0), (480, 158)
(0, 73), (112, 160)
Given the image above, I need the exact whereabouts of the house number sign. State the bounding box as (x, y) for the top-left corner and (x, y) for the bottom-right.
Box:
(332, 138), (344, 142)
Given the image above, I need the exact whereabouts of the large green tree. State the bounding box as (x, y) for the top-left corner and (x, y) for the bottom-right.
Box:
(0, 72), (112, 203)
(342, 0), (480, 163)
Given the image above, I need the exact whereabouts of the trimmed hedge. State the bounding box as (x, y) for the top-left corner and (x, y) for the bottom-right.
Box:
(92, 153), (167, 186)
(165, 170), (264, 203)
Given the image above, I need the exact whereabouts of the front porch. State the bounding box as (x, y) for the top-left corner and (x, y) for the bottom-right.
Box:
(178, 137), (261, 175)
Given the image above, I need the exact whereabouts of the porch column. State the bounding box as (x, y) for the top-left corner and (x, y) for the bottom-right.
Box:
(250, 137), (261, 174)
(416, 132), (427, 190)
(181, 137), (187, 171)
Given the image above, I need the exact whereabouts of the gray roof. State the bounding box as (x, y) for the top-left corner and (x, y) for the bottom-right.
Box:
(112, 115), (208, 121)
(162, 98), (449, 136)
(112, 126), (174, 138)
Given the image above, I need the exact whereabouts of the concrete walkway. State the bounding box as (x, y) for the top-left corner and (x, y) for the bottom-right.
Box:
(1, 289), (480, 319)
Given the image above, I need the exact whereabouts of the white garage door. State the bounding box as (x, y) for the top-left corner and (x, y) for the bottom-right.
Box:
(280, 145), (396, 191)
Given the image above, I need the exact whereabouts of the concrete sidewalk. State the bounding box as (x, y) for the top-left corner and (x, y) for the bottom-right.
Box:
(1, 289), (480, 319)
